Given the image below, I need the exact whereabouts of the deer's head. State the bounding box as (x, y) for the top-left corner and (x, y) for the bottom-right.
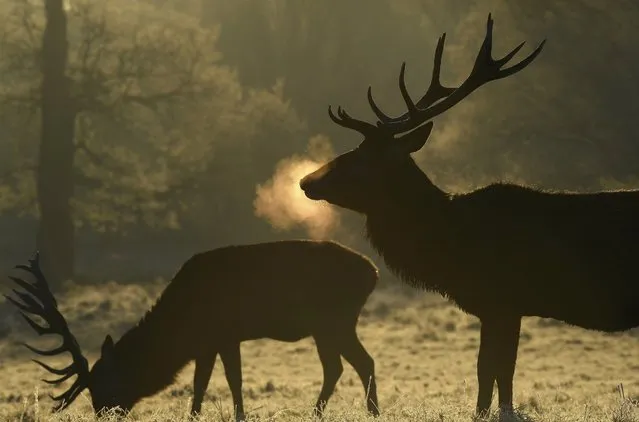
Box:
(300, 14), (545, 214)
(5, 254), (134, 415)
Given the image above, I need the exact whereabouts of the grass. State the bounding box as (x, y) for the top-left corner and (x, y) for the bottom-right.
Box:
(0, 280), (638, 421)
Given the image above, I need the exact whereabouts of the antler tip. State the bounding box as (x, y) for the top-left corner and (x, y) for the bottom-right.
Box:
(29, 251), (41, 265)
(486, 13), (494, 32)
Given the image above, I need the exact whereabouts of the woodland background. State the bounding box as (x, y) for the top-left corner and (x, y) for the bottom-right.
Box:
(1, 1), (639, 420)
(0, 0), (638, 285)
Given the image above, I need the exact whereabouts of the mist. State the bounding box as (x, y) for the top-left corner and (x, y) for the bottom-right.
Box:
(1, 1), (639, 417)
(254, 135), (340, 240)
(1, 0), (639, 281)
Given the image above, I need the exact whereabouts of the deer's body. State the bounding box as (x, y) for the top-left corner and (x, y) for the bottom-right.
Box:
(123, 240), (377, 347)
(7, 241), (380, 421)
(298, 14), (636, 418)
(116, 239), (380, 419)
(367, 174), (639, 329)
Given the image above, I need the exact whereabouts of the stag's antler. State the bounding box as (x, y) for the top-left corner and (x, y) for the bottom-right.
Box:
(331, 13), (546, 137)
(4, 252), (90, 412)
(367, 33), (456, 125)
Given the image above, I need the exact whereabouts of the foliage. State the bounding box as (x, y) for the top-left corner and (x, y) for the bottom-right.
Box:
(196, 0), (639, 192)
(3, 0), (639, 276)
(0, 0), (306, 235)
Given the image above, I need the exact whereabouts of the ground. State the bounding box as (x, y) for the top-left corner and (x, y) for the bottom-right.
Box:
(0, 280), (638, 422)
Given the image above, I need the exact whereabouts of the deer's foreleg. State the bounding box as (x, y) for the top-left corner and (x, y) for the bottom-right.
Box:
(191, 352), (218, 416)
(220, 343), (245, 422)
(475, 315), (521, 418)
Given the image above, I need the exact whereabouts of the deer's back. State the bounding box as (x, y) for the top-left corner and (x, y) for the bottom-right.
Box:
(444, 184), (639, 327)
(162, 240), (378, 343)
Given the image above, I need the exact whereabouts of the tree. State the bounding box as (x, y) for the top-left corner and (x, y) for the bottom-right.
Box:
(199, 0), (429, 136)
(197, 0), (639, 193)
(36, 0), (75, 286)
(0, 0), (304, 284)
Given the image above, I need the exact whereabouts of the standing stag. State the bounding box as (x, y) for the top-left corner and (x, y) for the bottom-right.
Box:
(6, 241), (380, 420)
(301, 13), (639, 418)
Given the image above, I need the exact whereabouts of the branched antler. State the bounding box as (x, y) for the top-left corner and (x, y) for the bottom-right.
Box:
(367, 33), (455, 125)
(330, 13), (546, 138)
(4, 252), (90, 412)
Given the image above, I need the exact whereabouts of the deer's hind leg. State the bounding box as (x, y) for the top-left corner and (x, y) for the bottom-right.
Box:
(312, 332), (344, 417)
(220, 343), (246, 422)
(191, 352), (218, 416)
(337, 327), (379, 416)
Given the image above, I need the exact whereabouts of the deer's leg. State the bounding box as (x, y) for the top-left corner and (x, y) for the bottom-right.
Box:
(494, 317), (521, 416)
(191, 352), (218, 416)
(338, 328), (379, 416)
(220, 343), (245, 422)
(313, 333), (344, 417)
(475, 316), (521, 418)
(476, 319), (497, 417)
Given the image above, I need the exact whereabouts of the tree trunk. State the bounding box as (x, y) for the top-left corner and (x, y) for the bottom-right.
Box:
(36, 0), (76, 288)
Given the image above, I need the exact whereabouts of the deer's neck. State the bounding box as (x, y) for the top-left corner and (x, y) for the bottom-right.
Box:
(113, 283), (196, 403)
(365, 160), (457, 290)
(370, 158), (449, 220)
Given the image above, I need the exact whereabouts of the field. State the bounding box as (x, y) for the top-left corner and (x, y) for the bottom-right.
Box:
(0, 280), (638, 422)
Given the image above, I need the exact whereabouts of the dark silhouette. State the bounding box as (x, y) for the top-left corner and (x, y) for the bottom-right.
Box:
(38, 0), (76, 287)
(301, 13), (638, 418)
(6, 242), (380, 420)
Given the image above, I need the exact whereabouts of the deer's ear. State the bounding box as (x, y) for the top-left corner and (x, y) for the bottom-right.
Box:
(101, 334), (115, 357)
(395, 121), (434, 154)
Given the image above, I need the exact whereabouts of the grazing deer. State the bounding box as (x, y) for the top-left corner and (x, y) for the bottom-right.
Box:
(5, 241), (380, 421)
(300, 13), (638, 418)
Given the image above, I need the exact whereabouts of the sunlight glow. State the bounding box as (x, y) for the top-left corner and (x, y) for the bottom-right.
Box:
(254, 137), (339, 240)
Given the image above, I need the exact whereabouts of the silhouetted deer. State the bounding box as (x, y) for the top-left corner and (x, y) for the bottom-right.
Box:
(5, 241), (380, 421)
(300, 13), (637, 418)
